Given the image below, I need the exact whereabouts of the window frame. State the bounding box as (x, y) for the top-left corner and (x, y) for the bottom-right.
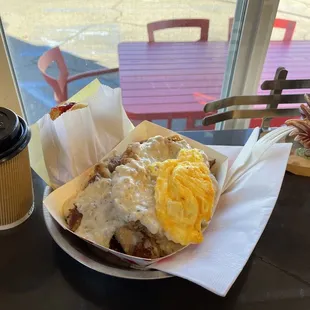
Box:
(218, 0), (280, 130)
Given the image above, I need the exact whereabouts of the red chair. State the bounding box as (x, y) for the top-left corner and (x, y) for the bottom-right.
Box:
(273, 19), (296, 41)
(38, 46), (119, 104)
(147, 19), (210, 42)
(228, 17), (296, 41)
(145, 19), (211, 130)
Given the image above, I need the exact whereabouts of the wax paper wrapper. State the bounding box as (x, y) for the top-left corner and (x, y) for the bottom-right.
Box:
(29, 80), (134, 189)
(43, 121), (228, 267)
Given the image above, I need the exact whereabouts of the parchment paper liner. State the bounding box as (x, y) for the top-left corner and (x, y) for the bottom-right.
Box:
(44, 121), (228, 267)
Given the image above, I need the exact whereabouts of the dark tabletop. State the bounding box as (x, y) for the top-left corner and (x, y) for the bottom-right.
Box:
(1, 129), (310, 310)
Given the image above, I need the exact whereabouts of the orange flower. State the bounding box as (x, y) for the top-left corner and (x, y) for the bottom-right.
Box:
(285, 119), (310, 149)
(285, 94), (310, 149)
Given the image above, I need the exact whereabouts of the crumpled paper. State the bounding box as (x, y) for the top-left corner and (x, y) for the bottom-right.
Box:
(151, 143), (292, 296)
(29, 80), (133, 189)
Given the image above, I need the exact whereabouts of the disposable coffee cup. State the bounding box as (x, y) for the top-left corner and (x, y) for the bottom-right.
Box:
(0, 107), (34, 230)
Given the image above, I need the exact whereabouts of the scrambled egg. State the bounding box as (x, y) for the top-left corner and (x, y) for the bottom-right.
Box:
(111, 136), (192, 236)
(150, 148), (215, 246)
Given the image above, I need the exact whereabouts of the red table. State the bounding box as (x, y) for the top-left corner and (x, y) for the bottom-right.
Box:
(118, 41), (310, 129)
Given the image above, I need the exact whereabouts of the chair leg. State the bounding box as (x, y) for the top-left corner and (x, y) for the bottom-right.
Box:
(167, 118), (172, 129)
(186, 117), (194, 130)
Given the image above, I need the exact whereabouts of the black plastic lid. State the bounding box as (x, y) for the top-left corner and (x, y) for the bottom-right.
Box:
(0, 108), (31, 163)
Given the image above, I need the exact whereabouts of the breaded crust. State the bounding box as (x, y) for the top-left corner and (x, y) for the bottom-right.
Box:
(165, 134), (183, 142)
(65, 205), (83, 232)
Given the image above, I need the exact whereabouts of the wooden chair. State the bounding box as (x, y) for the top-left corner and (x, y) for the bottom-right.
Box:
(147, 19), (210, 43)
(202, 67), (307, 132)
(228, 18), (296, 41)
(38, 46), (119, 104)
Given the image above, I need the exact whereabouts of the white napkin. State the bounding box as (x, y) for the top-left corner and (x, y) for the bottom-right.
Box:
(38, 85), (134, 189)
(152, 143), (292, 297)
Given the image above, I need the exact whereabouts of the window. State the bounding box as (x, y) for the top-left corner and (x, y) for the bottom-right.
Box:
(1, 0), (240, 131)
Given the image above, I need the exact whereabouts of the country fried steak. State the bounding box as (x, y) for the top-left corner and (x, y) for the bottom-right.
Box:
(64, 135), (216, 259)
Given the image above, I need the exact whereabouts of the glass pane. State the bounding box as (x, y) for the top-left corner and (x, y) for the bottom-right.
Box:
(1, 1), (239, 129)
(254, 0), (309, 129)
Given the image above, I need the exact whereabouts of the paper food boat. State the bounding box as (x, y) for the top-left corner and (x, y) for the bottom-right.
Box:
(44, 121), (228, 267)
